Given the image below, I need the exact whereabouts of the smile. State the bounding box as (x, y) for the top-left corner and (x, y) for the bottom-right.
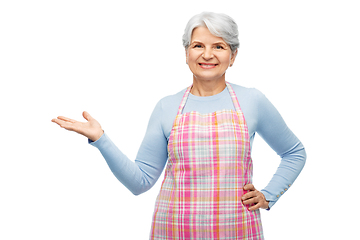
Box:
(199, 63), (217, 69)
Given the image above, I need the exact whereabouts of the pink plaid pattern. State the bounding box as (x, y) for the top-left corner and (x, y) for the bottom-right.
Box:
(150, 83), (263, 239)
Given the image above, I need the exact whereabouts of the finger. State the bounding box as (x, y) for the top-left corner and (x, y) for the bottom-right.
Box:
(82, 111), (92, 121)
(242, 196), (259, 206)
(243, 184), (255, 191)
(52, 118), (77, 131)
(52, 118), (67, 126)
(52, 117), (59, 123)
(242, 190), (258, 200)
(248, 202), (262, 211)
(57, 116), (77, 123)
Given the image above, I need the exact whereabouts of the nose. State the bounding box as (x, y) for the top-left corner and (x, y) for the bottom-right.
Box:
(202, 47), (213, 60)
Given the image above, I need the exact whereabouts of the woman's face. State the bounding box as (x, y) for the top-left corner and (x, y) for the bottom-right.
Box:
(186, 26), (237, 83)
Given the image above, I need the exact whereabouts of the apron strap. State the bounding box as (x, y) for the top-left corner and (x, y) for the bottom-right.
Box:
(177, 85), (192, 115)
(226, 82), (242, 112)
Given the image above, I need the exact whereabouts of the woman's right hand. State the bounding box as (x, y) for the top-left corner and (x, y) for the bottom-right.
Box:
(52, 111), (104, 142)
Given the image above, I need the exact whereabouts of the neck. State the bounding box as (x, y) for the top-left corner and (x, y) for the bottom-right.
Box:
(190, 78), (226, 97)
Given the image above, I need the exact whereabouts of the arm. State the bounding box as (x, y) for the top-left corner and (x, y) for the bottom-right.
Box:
(255, 90), (306, 209)
(89, 101), (168, 195)
(52, 101), (169, 195)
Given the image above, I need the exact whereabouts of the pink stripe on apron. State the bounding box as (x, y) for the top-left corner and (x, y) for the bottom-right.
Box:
(150, 82), (263, 239)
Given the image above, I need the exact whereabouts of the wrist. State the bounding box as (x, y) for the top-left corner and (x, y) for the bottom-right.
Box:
(91, 129), (104, 142)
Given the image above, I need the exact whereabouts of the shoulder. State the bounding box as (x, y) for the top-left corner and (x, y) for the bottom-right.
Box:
(151, 87), (187, 138)
(156, 87), (187, 112)
(150, 87), (187, 124)
(229, 82), (265, 103)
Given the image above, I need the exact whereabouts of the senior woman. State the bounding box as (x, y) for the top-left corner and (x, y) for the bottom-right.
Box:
(52, 12), (306, 240)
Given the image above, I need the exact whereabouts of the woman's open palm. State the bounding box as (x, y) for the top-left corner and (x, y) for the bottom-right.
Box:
(52, 111), (103, 142)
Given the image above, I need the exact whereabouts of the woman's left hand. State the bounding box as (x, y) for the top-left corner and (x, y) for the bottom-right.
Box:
(242, 184), (269, 211)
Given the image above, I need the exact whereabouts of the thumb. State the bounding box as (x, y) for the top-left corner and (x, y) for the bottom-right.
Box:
(82, 111), (93, 121)
(243, 184), (255, 191)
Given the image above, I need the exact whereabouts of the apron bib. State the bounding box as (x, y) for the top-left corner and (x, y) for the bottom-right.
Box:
(150, 82), (263, 239)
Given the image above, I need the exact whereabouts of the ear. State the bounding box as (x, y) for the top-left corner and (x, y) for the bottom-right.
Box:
(230, 49), (238, 66)
(185, 48), (188, 64)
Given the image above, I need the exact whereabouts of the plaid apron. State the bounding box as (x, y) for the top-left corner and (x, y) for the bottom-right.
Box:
(150, 82), (263, 239)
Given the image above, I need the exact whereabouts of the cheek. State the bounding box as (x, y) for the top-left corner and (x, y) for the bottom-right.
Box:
(187, 53), (197, 64)
(188, 50), (202, 61)
(188, 51), (194, 59)
(222, 55), (232, 65)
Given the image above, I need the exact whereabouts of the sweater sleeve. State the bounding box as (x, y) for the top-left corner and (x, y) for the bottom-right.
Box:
(89, 100), (168, 195)
(255, 90), (306, 209)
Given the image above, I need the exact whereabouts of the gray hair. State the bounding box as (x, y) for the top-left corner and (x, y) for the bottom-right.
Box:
(182, 12), (239, 54)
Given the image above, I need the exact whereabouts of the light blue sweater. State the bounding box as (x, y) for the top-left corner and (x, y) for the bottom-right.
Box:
(90, 83), (306, 209)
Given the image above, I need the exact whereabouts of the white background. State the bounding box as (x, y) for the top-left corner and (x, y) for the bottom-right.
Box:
(1, 0), (359, 239)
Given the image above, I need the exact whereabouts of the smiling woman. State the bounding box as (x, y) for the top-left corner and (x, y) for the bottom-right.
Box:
(52, 11), (306, 240)
(186, 26), (237, 96)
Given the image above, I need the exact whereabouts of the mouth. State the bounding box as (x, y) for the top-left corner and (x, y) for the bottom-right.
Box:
(199, 63), (218, 69)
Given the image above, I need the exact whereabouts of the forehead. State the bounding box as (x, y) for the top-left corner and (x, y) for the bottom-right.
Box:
(191, 26), (226, 43)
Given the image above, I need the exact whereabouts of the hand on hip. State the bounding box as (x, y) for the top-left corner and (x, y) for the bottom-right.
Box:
(242, 184), (269, 211)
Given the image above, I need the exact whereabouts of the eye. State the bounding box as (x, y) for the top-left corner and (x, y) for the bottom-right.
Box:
(193, 44), (202, 48)
(215, 45), (224, 50)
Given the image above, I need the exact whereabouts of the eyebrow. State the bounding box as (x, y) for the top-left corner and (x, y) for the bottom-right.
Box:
(191, 40), (227, 45)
